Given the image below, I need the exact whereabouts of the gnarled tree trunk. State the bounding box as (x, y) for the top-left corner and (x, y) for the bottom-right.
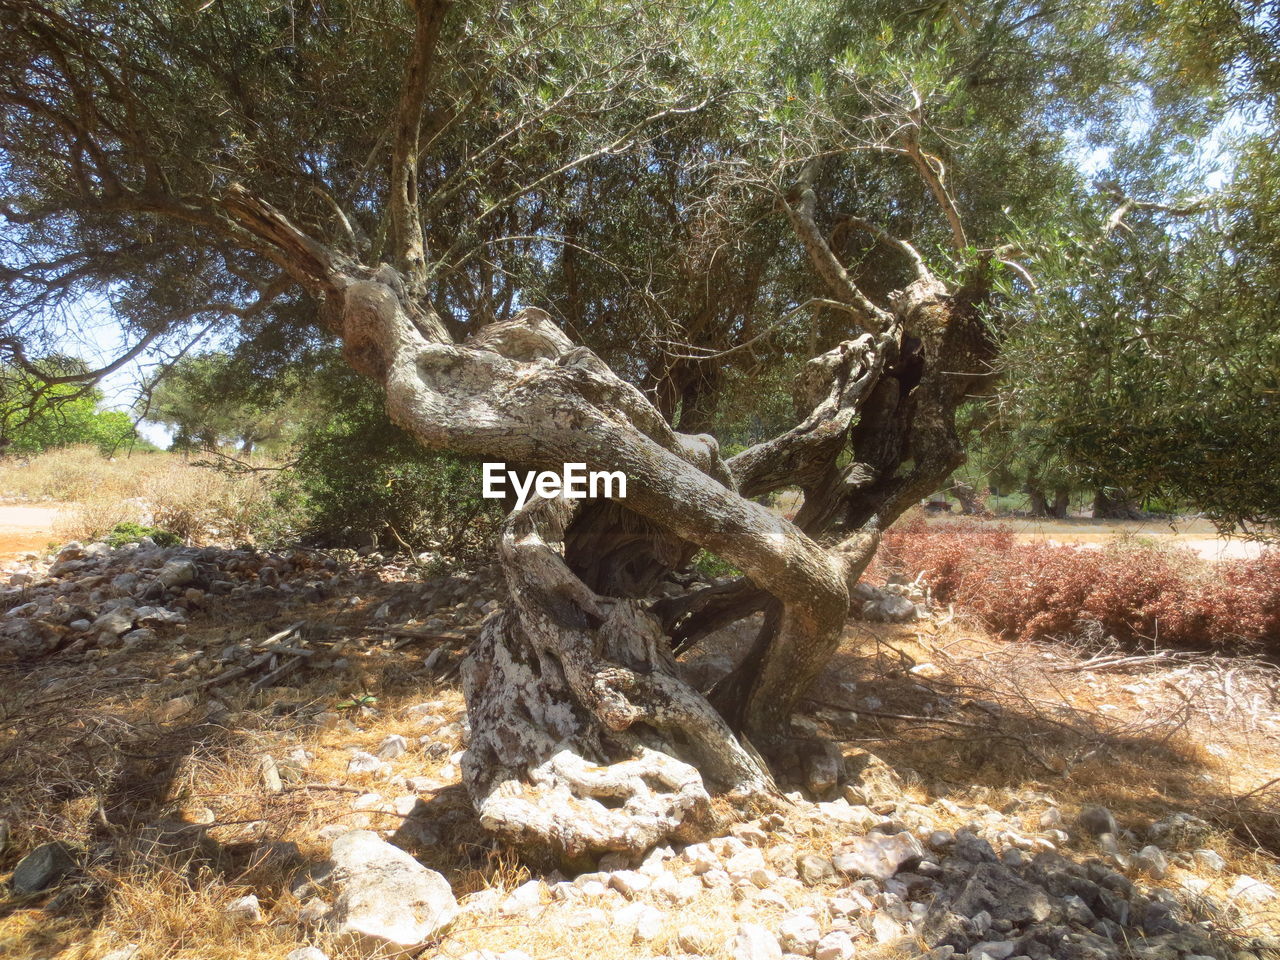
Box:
(1093, 488), (1143, 520)
(220, 164), (997, 857)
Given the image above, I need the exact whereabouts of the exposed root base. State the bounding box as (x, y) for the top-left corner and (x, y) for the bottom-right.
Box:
(460, 499), (775, 860)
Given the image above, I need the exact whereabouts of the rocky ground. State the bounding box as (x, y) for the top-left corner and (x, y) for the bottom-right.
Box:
(0, 535), (1277, 960)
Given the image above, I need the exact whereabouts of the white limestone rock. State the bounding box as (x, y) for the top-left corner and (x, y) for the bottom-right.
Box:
(324, 830), (458, 953)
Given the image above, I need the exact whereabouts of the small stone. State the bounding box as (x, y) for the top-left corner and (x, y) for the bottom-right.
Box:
(969, 941), (1016, 960)
(779, 911), (821, 955)
(609, 869), (651, 898)
(814, 931), (855, 960)
(701, 868), (730, 889)
(684, 842), (719, 874)
(347, 751), (384, 774)
(1038, 808), (1063, 829)
(1078, 805), (1117, 837)
(1228, 875), (1278, 904)
(909, 662), (944, 679)
(927, 829), (955, 850)
(259, 755), (283, 793)
(158, 695), (195, 722)
(671, 875), (703, 902)
(725, 846), (768, 882)
(393, 795), (420, 817)
(710, 835), (749, 857)
(798, 853), (834, 884)
(136, 605), (184, 626)
(12, 842), (77, 893)
(832, 831), (923, 880)
(1134, 844), (1169, 879)
(870, 912), (905, 943)
(156, 559), (198, 589)
(326, 830), (458, 950)
(285, 949), (330, 960)
(377, 734), (408, 760)
(732, 821), (771, 845)
(500, 879), (546, 915)
(1061, 893), (1096, 926)
(1146, 812), (1213, 848)
(1192, 848), (1226, 872)
(226, 893), (263, 922)
(732, 922), (782, 960)
(287, 746), (314, 768)
(575, 878), (609, 897)
(1000, 847), (1025, 868)
(751, 887), (789, 909)
(92, 607), (135, 637)
(460, 888), (502, 914)
(828, 893), (869, 917)
(616, 901), (664, 941)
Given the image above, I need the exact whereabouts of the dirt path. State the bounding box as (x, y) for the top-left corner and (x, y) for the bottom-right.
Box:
(0, 503), (63, 559)
(774, 490), (1269, 563)
(998, 515), (1267, 562)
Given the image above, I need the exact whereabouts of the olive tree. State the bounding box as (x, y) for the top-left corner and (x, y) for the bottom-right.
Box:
(0, 0), (1160, 857)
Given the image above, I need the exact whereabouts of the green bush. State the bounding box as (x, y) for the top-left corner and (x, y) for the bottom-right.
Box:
(104, 521), (182, 548)
(278, 364), (502, 563)
(689, 549), (741, 578)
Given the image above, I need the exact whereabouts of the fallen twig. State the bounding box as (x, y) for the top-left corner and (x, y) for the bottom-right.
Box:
(249, 655), (308, 692)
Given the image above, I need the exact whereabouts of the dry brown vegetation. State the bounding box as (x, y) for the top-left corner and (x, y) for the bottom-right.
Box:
(0, 446), (279, 545)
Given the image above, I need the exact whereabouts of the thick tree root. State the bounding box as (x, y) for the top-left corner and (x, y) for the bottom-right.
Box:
(460, 498), (775, 860)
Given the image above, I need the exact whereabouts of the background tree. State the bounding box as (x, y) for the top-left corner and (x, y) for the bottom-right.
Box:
(0, 360), (137, 455)
(146, 353), (298, 454)
(971, 0), (1280, 532)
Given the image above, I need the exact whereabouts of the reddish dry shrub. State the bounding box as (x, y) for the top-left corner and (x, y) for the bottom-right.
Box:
(875, 514), (1280, 652)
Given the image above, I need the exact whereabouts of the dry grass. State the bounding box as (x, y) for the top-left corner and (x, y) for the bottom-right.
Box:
(0, 446), (280, 545)
(2, 565), (1278, 959)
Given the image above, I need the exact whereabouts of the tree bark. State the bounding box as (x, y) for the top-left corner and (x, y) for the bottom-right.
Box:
(1052, 487), (1071, 519)
(953, 481), (984, 515)
(1028, 473), (1070, 519)
(1028, 484), (1051, 518)
(1093, 488), (1142, 520)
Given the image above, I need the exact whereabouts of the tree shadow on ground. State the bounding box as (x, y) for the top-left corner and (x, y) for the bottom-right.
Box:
(801, 626), (1280, 856)
(2, 559), (1278, 957)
